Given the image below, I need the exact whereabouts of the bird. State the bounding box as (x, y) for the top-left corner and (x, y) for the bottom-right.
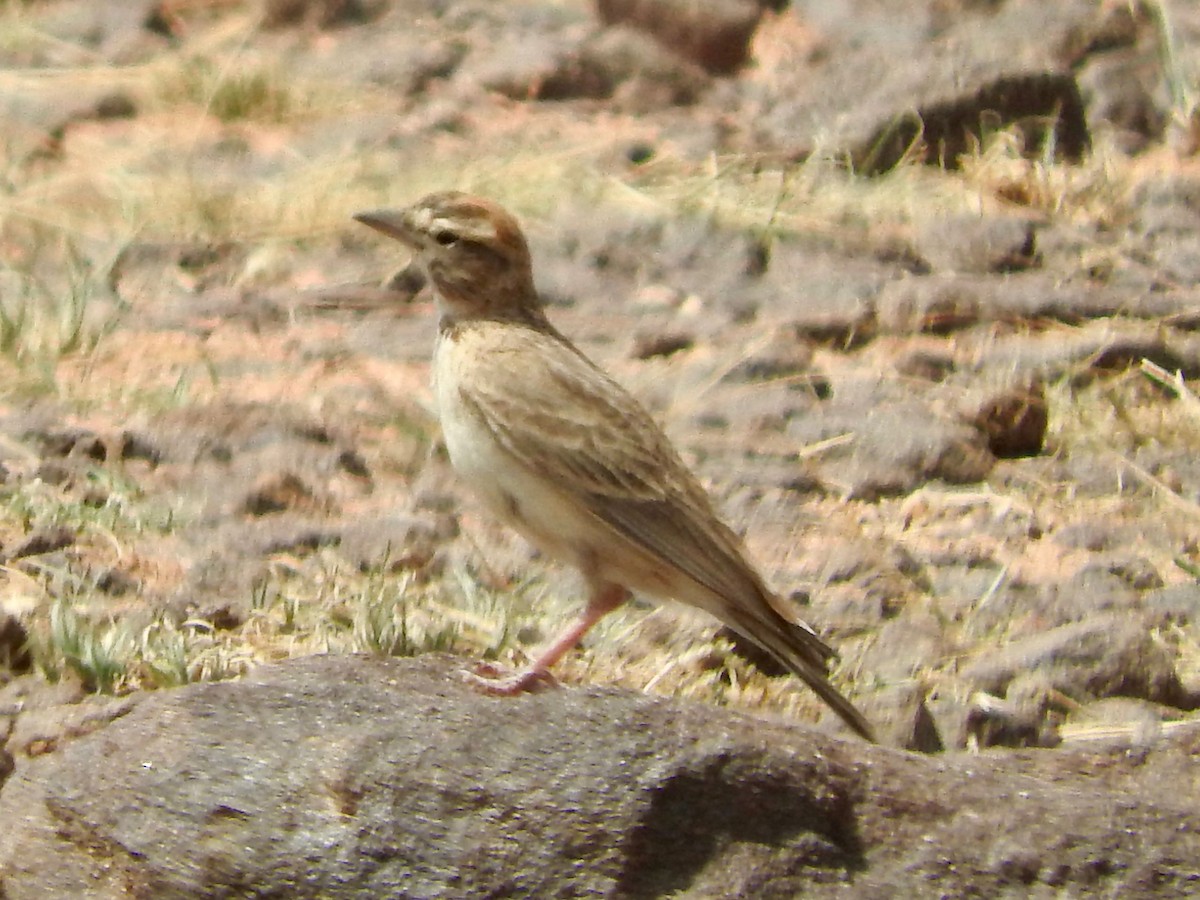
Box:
(353, 191), (875, 741)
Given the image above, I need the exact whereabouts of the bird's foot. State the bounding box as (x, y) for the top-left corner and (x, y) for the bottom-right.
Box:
(464, 662), (559, 695)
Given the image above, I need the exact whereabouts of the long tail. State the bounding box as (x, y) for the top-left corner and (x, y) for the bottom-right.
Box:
(725, 606), (876, 742)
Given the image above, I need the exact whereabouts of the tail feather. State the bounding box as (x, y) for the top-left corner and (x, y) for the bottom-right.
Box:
(787, 653), (876, 743)
(725, 606), (876, 743)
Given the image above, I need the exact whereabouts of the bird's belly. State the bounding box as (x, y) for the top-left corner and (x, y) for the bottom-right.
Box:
(447, 438), (677, 596)
(455, 443), (600, 568)
(438, 395), (596, 567)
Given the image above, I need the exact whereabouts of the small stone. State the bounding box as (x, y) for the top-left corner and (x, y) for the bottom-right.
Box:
(0, 615), (31, 673)
(595, 0), (764, 75)
(860, 683), (944, 753)
(961, 613), (1184, 707)
(3, 528), (74, 563)
(626, 142), (655, 164)
(631, 330), (694, 360)
(241, 473), (318, 516)
(971, 380), (1047, 458)
(1144, 583), (1200, 621)
(914, 213), (1039, 275)
(724, 327), (812, 383)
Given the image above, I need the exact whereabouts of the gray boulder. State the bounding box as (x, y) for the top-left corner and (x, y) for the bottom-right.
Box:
(0, 654), (1197, 898)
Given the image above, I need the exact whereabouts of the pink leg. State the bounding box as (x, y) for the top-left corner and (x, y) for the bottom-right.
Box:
(468, 583), (630, 695)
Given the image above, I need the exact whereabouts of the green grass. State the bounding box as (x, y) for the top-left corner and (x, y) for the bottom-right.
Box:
(23, 551), (540, 695)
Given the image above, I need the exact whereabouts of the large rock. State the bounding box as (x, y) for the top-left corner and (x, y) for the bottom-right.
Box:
(754, 0), (1097, 168)
(595, 0), (764, 75)
(1, 655), (1198, 898)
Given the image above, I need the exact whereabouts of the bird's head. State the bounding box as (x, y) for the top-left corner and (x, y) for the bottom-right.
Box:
(354, 191), (539, 324)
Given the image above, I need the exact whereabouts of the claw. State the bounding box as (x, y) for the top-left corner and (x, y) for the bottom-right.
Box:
(463, 662), (559, 695)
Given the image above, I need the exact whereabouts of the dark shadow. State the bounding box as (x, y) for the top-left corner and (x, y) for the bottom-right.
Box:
(615, 750), (865, 898)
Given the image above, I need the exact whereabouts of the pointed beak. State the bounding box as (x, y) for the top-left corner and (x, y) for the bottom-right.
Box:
(352, 209), (418, 247)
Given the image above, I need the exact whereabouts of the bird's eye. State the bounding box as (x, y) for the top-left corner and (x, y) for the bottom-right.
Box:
(433, 229), (458, 247)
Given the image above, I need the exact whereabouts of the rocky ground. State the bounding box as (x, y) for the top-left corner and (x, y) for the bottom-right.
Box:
(1, 0), (1200, 894)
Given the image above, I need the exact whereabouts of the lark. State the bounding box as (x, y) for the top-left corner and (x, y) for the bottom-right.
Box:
(354, 192), (874, 741)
